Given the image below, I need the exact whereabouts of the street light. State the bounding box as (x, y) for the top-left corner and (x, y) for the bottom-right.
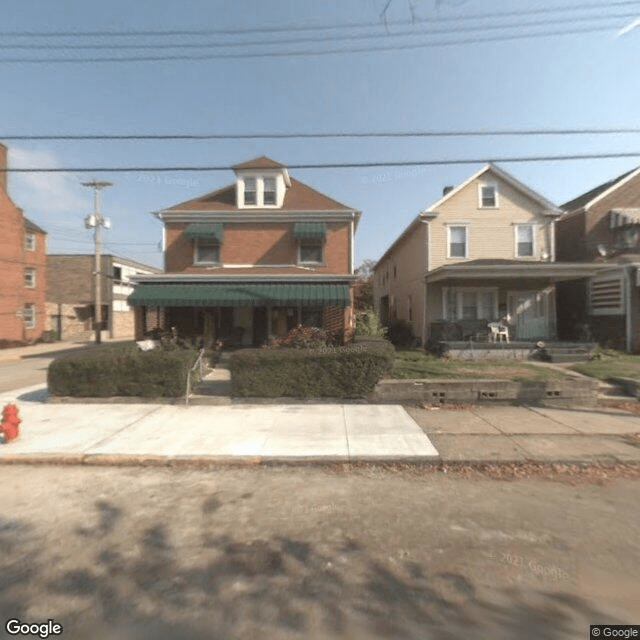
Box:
(82, 180), (113, 344)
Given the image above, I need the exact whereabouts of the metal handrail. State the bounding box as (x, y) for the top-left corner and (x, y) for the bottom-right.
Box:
(185, 348), (206, 407)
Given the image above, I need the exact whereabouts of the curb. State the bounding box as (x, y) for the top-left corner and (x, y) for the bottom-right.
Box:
(1, 453), (640, 469)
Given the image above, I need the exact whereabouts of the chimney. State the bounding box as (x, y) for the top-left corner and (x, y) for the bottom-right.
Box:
(0, 143), (7, 193)
(443, 185), (454, 196)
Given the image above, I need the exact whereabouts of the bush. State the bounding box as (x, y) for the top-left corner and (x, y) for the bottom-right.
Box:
(264, 325), (332, 349)
(385, 319), (417, 349)
(355, 309), (387, 338)
(48, 344), (199, 397)
(229, 341), (394, 398)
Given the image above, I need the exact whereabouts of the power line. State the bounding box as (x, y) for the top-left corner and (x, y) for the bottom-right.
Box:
(1, 0), (637, 38)
(3, 151), (640, 173)
(0, 12), (635, 52)
(0, 24), (624, 63)
(4, 127), (640, 141)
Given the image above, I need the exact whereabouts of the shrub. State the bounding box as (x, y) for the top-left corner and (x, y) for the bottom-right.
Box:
(229, 341), (394, 398)
(355, 309), (387, 338)
(385, 319), (416, 349)
(264, 325), (332, 349)
(48, 345), (199, 397)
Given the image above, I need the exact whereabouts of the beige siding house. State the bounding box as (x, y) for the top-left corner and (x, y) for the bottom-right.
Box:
(374, 164), (601, 345)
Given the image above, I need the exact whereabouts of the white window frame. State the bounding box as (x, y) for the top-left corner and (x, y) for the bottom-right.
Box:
(447, 224), (469, 259)
(442, 287), (499, 321)
(193, 239), (221, 265)
(25, 233), (36, 251)
(515, 223), (535, 258)
(23, 304), (36, 329)
(24, 268), (36, 288)
(298, 239), (324, 265)
(478, 183), (499, 209)
(262, 176), (277, 206)
(243, 177), (257, 206)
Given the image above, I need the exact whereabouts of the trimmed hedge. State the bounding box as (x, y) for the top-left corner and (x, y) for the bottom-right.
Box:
(48, 345), (199, 398)
(229, 339), (394, 398)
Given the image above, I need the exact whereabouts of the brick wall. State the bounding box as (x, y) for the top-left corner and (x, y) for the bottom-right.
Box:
(0, 145), (48, 342)
(165, 222), (350, 274)
(555, 212), (587, 261)
(112, 310), (135, 338)
(47, 254), (112, 304)
(45, 302), (93, 340)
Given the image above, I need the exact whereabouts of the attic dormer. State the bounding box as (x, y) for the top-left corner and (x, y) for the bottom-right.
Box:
(233, 156), (291, 209)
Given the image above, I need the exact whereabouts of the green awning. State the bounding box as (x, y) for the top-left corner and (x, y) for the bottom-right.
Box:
(185, 222), (224, 241)
(129, 282), (351, 308)
(293, 222), (326, 239)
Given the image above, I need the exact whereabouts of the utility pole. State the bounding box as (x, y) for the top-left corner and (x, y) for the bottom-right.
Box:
(83, 180), (113, 344)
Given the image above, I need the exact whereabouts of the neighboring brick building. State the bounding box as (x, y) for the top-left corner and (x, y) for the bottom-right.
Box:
(0, 143), (48, 344)
(46, 254), (161, 340)
(129, 157), (361, 345)
(556, 166), (640, 351)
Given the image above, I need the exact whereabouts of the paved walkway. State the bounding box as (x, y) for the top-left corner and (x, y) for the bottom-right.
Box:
(0, 384), (438, 463)
(1, 381), (639, 465)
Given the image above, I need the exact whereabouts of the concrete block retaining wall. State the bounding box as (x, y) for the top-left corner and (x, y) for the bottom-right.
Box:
(369, 378), (600, 407)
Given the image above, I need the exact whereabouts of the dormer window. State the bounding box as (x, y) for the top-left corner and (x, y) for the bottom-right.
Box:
(263, 177), (276, 205)
(244, 177), (257, 205)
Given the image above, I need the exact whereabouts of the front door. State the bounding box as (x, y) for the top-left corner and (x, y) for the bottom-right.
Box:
(507, 291), (550, 340)
(253, 307), (268, 346)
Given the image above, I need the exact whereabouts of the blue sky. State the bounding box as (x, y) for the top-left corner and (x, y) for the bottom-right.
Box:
(2, 0), (640, 269)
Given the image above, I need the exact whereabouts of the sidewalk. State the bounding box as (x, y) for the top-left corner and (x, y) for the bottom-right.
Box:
(0, 382), (639, 466)
(0, 338), (128, 363)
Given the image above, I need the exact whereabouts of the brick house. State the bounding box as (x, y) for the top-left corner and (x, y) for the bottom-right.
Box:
(46, 254), (161, 341)
(374, 164), (601, 345)
(129, 157), (361, 345)
(0, 143), (48, 343)
(556, 166), (640, 351)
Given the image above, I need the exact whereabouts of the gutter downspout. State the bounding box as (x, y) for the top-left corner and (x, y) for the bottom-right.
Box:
(350, 215), (355, 274)
(626, 265), (633, 353)
(422, 218), (430, 346)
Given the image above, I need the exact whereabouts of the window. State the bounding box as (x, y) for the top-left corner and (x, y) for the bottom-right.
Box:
(244, 177), (257, 205)
(113, 266), (123, 283)
(194, 240), (220, 264)
(444, 288), (497, 321)
(516, 224), (534, 257)
(24, 268), (36, 288)
(393, 265), (397, 279)
(299, 240), (323, 264)
(263, 177), (276, 205)
(448, 226), (467, 258)
(23, 304), (36, 329)
(479, 185), (498, 208)
(25, 233), (36, 251)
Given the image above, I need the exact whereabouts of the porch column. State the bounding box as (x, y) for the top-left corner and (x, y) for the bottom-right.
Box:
(267, 305), (273, 338)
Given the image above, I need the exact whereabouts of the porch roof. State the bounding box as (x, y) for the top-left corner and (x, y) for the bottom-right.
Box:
(129, 282), (351, 308)
(425, 261), (606, 283)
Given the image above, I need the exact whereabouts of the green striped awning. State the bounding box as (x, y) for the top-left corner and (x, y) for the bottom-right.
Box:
(129, 282), (350, 308)
(185, 222), (224, 241)
(293, 222), (326, 239)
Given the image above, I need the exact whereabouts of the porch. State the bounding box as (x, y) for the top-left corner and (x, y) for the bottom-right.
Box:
(424, 260), (605, 345)
(128, 278), (354, 347)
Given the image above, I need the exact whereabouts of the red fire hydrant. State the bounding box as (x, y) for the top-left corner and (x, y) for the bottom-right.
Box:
(1, 403), (21, 443)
